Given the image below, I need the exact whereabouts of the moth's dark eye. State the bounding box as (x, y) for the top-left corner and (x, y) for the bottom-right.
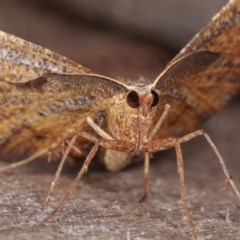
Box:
(151, 89), (159, 107)
(127, 90), (140, 108)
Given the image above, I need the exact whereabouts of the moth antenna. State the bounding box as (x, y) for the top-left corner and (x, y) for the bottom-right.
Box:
(44, 143), (99, 221)
(44, 134), (79, 207)
(148, 104), (171, 140)
(86, 117), (113, 140)
(178, 130), (240, 202)
(0, 147), (52, 172)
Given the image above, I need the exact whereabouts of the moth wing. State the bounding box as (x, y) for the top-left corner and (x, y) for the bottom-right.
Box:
(153, 0), (240, 138)
(0, 73), (128, 159)
(0, 28), (130, 158)
(0, 30), (90, 83)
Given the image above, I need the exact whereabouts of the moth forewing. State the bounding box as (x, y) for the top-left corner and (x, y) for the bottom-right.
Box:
(0, 30), (90, 83)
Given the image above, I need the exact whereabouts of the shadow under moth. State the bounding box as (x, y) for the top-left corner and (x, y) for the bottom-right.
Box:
(1, 0), (240, 239)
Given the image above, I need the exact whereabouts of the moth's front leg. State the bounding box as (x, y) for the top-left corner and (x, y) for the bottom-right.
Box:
(79, 131), (134, 152)
(85, 117), (137, 171)
(79, 131), (137, 171)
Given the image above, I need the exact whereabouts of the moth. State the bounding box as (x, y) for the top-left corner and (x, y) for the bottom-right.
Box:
(1, 0), (240, 239)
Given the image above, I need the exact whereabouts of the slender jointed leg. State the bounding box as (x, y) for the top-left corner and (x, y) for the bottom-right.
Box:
(178, 129), (240, 202)
(175, 140), (197, 240)
(44, 134), (79, 207)
(44, 143), (99, 221)
(139, 152), (150, 203)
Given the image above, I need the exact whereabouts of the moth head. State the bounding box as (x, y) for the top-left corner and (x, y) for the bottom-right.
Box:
(126, 87), (159, 117)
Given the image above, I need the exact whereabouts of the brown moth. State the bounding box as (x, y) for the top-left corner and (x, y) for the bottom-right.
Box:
(1, 0), (240, 239)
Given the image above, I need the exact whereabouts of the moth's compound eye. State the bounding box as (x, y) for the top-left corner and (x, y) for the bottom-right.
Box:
(151, 90), (159, 107)
(127, 90), (140, 108)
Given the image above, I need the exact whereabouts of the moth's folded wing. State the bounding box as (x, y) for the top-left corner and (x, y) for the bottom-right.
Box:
(153, 0), (240, 138)
(0, 83), (95, 159)
(0, 30), (90, 83)
(0, 74), (128, 160)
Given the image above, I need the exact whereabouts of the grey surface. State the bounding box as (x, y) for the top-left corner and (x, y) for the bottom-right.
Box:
(0, 1), (240, 240)
(66, 0), (227, 48)
(0, 0), (227, 49)
(0, 101), (240, 240)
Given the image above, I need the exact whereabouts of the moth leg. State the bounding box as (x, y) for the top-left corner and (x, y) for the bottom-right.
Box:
(65, 140), (83, 156)
(178, 129), (240, 202)
(139, 104), (170, 202)
(144, 137), (196, 238)
(175, 140), (197, 240)
(86, 117), (137, 171)
(44, 143), (99, 221)
(44, 134), (79, 207)
(44, 119), (90, 206)
(79, 131), (134, 152)
(139, 152), (150, 202)
(144, 137), (197, 238)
